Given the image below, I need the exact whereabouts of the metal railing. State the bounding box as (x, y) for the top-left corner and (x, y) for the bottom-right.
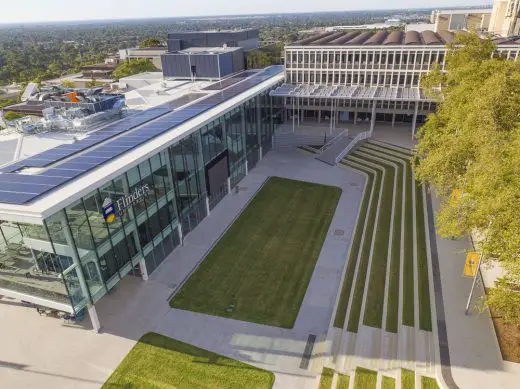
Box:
(335, 131), (371, 164)
(319, 129), (349, 154)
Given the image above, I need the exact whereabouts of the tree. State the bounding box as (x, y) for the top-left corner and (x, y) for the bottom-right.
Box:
(86, 79), (105, 88)
(112, 58), (158, 79)
(414, 32), (520, 325)
(61, 79), (76, 88)
(139, 38), (161, 48)
(3, 111), (24, 120)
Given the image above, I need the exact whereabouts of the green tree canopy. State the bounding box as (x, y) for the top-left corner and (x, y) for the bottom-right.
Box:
(61, 79), (76, 88)
(414, 33), (520, 324)
(112, 58), (158, 80)
(139, 38), (162, 48)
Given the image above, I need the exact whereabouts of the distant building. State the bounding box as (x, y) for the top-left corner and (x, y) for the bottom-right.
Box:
(278, 29), (520, 135)
(408, 0), (519, 36)
(118, 47), (167, 70)
(166, 29), (259, 52)
(489, 0), (520, 36)
(161, 46), (244, 80)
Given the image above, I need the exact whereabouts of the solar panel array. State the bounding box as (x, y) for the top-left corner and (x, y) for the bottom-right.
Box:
(202, 70), (258, 91)
(0, 65), (283, 205)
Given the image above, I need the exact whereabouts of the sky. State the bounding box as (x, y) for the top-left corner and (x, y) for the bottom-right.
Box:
(0, 0), (488, 24)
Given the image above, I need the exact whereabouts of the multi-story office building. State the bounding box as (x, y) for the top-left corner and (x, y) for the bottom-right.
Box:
(0, 66), (284, 330)
(275, 30), (520, 133)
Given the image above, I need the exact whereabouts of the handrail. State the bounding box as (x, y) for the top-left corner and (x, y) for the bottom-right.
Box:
(334, 131), (371, 164)
(319, 129), (349, 154)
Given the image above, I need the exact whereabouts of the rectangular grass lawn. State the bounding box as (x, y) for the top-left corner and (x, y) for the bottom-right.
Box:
(102, 333), (274, 389)
(170, 176), (341, 328)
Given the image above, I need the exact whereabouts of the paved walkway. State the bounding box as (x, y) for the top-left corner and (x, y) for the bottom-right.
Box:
(0, 149), (365, 389)
(148, 150), (365, 388)
(430, 194), (520, 389)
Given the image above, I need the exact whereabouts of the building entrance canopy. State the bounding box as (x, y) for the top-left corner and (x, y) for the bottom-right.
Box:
(269, 83), (436, 102)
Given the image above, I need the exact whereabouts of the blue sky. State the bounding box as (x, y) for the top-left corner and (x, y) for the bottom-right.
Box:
(1, 0), (487, 23)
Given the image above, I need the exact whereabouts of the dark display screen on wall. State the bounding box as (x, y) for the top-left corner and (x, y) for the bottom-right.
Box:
(205, 150), (229, 196)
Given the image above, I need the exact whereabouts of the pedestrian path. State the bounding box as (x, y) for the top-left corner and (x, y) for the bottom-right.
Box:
(149, 149), (366, 388)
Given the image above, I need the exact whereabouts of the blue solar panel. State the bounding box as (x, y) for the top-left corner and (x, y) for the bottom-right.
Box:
(0, 106), (172, 171)
(0, 66), (284, 205)
(0, 191), (40, 203)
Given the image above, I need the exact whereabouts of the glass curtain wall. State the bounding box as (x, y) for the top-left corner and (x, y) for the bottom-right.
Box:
(6, 83), (283, 311)
(0, 218), (74, 307)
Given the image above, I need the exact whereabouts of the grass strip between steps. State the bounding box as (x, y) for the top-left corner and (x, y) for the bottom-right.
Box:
(334, 162), (374, 329)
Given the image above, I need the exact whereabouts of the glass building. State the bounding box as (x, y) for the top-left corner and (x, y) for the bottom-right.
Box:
(0, 69), (284, 328)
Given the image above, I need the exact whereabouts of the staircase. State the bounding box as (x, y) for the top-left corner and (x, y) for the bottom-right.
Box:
(315, 131), (371, 166)
(315, 132), (354, 166)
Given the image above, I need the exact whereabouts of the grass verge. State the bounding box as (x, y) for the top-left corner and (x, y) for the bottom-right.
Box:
(170, 177), (341, 328)
(102, 333), (274, 389)
(356, 149), (395, 329)
(365, 143), (414, 327)
(421, 376), (440, 389)
(319, 367), (334, 389)
(345, 158), (382, 333)
(401, 368), (415, 389)
(382, 376), (396, 389)
(354, 367), (377, 389)
(415, 183), (432, 331)
(337, 373), (350, 389)
(334, 162), (374, 328)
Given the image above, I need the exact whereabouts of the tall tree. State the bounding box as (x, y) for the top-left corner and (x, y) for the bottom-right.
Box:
(414, 33), (520, 324)
(112, 59), (158, 80)
(139, 38), (162, 48)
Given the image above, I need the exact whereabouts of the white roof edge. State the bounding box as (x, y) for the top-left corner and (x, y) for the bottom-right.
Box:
(0, 73), (284, 224)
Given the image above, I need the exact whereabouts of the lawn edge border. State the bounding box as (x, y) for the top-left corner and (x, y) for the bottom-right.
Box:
(168, 176), (271, 302)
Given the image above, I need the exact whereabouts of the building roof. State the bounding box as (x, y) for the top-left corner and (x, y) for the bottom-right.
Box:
(270, 83), (435, 102)
(177, 46), (243, 54)
(0, 66), (284, 221)
(290, 30), (520, 47)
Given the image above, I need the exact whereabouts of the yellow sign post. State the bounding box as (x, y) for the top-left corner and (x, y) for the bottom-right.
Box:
(463, 251), (480, 277)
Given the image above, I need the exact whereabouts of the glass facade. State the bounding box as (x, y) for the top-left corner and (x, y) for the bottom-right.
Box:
(0, 82), (283, 314)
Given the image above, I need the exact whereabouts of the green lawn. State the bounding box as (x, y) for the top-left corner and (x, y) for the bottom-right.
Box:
(354, 367), (377, 389)
(170, 177), (341, 328)
(364, 147), (405, 333)
(337, 373), (350, 389)
(334, 162), (374, 329)
(402, 368), (415, 389)
(382, 376), (396, 389)
(346, 159), (382, 333)
(366, 143), (415, 328)
(415, 183), (432, 331)
(358, 150), (395, 329)
(421, 376), (440, 389)
(319, 367), (334, 389)
(102, 333), (274, 389)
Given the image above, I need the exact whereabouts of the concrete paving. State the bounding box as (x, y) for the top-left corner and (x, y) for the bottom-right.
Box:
(0, 149), (365, 389)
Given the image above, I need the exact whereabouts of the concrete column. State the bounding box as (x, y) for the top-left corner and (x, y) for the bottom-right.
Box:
(60, 210), (91, 308)
(318, 109), (321, 124)
(392, 113), (396, 128)
(88, 304), (101, 333)
(292, 97), (295, 133)
(30, 248), (41, 272)
(205, 197), (211, 216)
(259, 145), (263, 161)
(227, 177), (232, 194)
(139, 258), (149, 281)
(354, 109), (358, 125)
(370, 102), (377, 135)
(411, 104), (419, 139)
(245, 160), (249, 175)
(178, 223), (183, 245)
